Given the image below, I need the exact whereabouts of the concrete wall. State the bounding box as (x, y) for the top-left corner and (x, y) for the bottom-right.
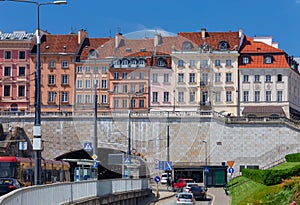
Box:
(1, 112), (300, 176)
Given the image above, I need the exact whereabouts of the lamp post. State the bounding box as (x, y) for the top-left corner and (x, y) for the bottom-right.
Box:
(1, 0), (67, 185)
(202, 140), (208, 188)
(93, 76), (98, 159)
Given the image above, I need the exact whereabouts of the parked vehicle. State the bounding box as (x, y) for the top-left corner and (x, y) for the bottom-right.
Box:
(173, 178), (194, 192)
(184, 182), (199, 192)
(189, 186), (207, 201)
(0, 178), (23, 196)
(161, 172), (172, 184)
(176, 192), (195, 205)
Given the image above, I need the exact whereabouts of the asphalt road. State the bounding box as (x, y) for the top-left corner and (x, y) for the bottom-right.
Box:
(155, 194), (212, 205)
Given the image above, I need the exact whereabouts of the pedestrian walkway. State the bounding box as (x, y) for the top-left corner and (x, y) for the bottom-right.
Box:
(207, 187), (231, 205)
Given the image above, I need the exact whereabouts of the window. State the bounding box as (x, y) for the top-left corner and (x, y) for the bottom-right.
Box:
(61, 75), (69, 85)
(243, 75), (249, 83)
(122, 59), (129, 66)
(164, 74), (169, 83)
(102, 66), (107, 73)
(266, 91), (271, 102)
(48, 92), (56, 103)
(85, 66), (90, 73)
(19, 51), (26, 59)
(61, 92), (68, 102)
(122, 72), (128, 79)
(139, 59), (146, 67)
(19, 66), (26, 76)
(131, 72), (136, 79)
(48, 75), (55, 85)
(157, 58), (166, 66)
(122, 85), (127, 93)
(101, 80), (107, 89)
(178, 60), (184, 67)
(266, 75), (271, 82)
(201, 60), (208, 68)
(219, 41), (229, 50)
(277, 74), (283, 82)
(113, 99), (119, 108)
(189, 73), (196, 83)
(153, 92), (158, 103)
(139, 99), (145, 108)
(178, 92), (184, 102)
(77, 66), (83, 73)
(201, 73), (208, 85)
(4, 66), (11, 76)
(264, 56), (272, 64)
(140, 72), (144, 79)
(215, 73), (221, 83)
(122, 99), (127, 108)
(130, 84), (136, 93)
(277, 91), (283, 102)
(215, 92), (221, 102)
(226, 73), (232, 82)
(4, 85), (10, 96)
(114, 72), (119, 79)
(242, 56), (250, 64)
(18, 85), (25, 97)
(163, 92), (169, 103)
(101, 95), (107, 103)
(189, 60), (195, 67)
(139, 84), (144, 93)
(85, 95), (91, 103)
(48, 61), (55, 68)
(4, 51), (11, 59)
(226, 59), (232, 67)
(94, 66), (99, 73)
(62, 61), (68, 68)
(153, 73), (158, 83)
(254, 91), (260, 102)
(243, 91), (249, 102)
(113, 85), (118, 93)
(190, 91), (195, 102)
(215, 59), (221, 66)
(76, 95), (82, 103)
(93, 79), (99, 88)
(130, 99), (136, 109)
(226, 91), (232, 102)
(85, 80), (91, 89)
(254, 75), (260, 82)
(76, 80), (83, 89)
(178, 73), (184, 83)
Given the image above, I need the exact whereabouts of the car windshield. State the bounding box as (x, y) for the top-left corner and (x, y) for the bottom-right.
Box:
(185, 179), (194, 183)
(191, 186), (204, 191)
(179, 194), (193, 199)
(0, 179), (13, 185)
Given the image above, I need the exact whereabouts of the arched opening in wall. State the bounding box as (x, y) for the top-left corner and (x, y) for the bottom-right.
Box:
(10, 103), (18, 112)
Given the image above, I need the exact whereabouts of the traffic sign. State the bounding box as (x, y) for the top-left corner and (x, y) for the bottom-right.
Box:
(83, 142), (93, 152)
(228, 167), (235, 174)
(93, 161), (99, 168)
(165, 161), (172, 171)
(124, 157), (131, 164)
(131, 148), (136, 154)
(92, 154), (97, 160)
(227, 161), (234, 168)
(204, 166), (209, 173)
(154, 176), (161, 183)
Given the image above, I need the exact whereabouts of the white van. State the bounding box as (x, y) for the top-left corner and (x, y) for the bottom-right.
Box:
(161, 172), (172, 184)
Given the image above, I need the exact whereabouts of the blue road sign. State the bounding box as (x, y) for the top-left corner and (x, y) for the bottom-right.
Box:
(159, 161), (165, 170)
(204, 166), (209, 173)
(228, 167), (235, 174)
(83, 142), (93, 152)
(154, 176), (161, 183)
(165, 161), (172, 171)
(93, 161), (99, 168)
(124, 157), (131, 164)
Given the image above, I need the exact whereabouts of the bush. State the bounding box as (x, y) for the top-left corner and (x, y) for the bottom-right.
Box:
(286, 153), (300, 162)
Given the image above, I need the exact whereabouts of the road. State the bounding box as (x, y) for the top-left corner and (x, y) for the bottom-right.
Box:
(155, 194), (212, 205)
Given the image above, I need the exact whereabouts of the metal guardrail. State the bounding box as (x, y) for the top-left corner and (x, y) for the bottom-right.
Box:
(0, 178), (150, 205)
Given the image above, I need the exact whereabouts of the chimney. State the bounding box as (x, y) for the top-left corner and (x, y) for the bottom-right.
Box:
(115, 33), (123, 48)
(239, 28), (244, 38)
(154, 33), (162, 47)
(78, 29), (88, 44)
(201, 28), (206, 39)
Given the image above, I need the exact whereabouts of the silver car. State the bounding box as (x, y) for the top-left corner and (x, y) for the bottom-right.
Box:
(176, 192), (195, 205)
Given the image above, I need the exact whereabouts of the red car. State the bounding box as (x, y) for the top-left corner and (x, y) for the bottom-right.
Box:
(172, 178), (194, 192)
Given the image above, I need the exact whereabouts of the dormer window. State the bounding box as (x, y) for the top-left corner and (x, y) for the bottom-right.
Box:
(219, 41), (229, 50)
(88, 49), (98, 59)
(264, 55), (273, 64)
(138, 59), (146, 67)
(122, 58), (129, 65)
(131, 58), (137, 65)
(242, 56), (250, 64)
(157, 57), (166, 67)
(182, 41), (193, 51)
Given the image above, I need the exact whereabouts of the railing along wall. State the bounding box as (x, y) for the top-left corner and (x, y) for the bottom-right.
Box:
(0, 178), (150, 205)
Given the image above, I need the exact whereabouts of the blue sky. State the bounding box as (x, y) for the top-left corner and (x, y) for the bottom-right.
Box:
(1, 0), (300, 56)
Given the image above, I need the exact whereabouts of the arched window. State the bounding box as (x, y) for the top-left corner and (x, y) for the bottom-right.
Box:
(157, 57), (166, 67)
(219, 41), (229, 50)
(182, 41), (193, 51)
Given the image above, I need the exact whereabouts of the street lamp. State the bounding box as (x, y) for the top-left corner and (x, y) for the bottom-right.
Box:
(1, 0), (67, 185)
(202, 140), (208, 165)
(202, 140), (208, 188)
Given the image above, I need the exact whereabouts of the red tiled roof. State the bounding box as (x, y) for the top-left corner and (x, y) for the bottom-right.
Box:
(239, 36), (290, 69)
(80, 37), (111, 59)
(40, 34), (79, 53)
(178, 31), (240, 50)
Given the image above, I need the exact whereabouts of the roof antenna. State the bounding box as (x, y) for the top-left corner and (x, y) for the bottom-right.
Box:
(117, 27), (122, 35)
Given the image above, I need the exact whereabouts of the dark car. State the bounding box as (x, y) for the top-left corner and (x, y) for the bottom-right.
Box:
(189, 186), (206, 200)
(0, 178), (23, 196)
